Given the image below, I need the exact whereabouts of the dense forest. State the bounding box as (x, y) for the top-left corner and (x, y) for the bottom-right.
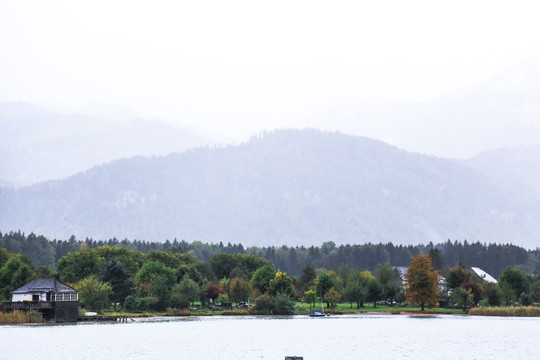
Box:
(0, 231), (536, 278)
(2, 231), (540, 314)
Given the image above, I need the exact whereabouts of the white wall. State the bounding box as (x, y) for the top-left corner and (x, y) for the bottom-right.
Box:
(11, 293), (47, 301)
(12, 293), (32, 301)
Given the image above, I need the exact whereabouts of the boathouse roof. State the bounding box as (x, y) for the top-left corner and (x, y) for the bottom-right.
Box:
(11, 278), (77, 294)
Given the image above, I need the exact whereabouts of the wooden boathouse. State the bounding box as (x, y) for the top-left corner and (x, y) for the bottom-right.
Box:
(2, 278), (79, 323)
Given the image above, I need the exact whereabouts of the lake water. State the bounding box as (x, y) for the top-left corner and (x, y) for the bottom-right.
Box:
(1, 314), (539, 360)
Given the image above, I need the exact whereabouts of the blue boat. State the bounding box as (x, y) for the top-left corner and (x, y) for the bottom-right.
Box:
(309, 311), (326, 317)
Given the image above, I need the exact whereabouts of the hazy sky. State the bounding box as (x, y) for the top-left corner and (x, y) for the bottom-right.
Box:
(2, 1), (540, 157)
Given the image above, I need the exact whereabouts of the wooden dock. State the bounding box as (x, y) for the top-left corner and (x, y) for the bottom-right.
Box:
(77, 315), (135, 322)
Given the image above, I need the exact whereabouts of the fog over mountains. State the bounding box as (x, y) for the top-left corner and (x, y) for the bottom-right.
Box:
(0, 102), (220, 187)
(1, 129), (539, 248)
(315, 59), (540, 159)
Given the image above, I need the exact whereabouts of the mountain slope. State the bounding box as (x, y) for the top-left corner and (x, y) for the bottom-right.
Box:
(0, 102), (220, 186)
(1, 129), (537, 247)
(463, 146), (540, 203)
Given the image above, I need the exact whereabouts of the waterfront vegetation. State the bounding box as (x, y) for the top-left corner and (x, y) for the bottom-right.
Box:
(0, 310), (43, 324)
(469, 306), (540, 317)
(2, 231), (540, 323)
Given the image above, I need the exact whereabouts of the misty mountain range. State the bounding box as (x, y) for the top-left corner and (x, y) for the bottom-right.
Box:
(0, 102), (220, 187)
(315, 58), (540, 158)
(1, 129), (539, 248)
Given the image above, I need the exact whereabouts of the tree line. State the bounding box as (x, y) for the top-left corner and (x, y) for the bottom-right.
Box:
(0, 231), (537, 277)
(2, 232), (540, 315)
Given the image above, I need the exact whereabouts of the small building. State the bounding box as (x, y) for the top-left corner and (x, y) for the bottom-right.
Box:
(3, 278), (79, 322)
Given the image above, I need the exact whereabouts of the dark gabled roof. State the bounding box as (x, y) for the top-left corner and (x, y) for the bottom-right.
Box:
(11, 278), (77, 294)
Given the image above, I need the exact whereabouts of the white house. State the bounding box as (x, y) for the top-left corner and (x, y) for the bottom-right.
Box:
(11, 278), (78, 302)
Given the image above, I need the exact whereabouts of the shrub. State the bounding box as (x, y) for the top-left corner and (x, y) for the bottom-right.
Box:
(252, 294), (274, 314)
(273, 294), (295, 315)
(124, 295), (150, 312)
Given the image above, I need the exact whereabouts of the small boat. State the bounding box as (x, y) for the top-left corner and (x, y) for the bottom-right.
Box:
(309, 291), (328, 317)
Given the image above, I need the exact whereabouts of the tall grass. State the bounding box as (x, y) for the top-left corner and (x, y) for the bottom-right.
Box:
(0, 310), (44, 324)
(469, 306), (540, 317)
(221, 310), (249, 316)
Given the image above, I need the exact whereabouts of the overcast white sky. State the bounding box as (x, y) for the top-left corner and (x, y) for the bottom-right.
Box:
(1, 0), (540, 157)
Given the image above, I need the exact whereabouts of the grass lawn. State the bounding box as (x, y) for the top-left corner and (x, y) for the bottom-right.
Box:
(296, 301), (465, 315)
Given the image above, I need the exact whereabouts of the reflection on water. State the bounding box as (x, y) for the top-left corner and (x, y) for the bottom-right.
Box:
(1, 314), (539, 360)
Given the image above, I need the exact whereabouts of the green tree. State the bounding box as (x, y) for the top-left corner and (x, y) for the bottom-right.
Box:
(498, 266), (529, 301)
(57, 248), (104, 283)
(315, 271), (336, 306)
(349, 270), (374, 308)
(268, 271), (296, 298)
(428, 248), (446, 273)
(462, 281), (483, 305)
(530, 280), (540, 303)
(324, 287), (341, 308)
(172, 274), (201, 307)
(482, 283), (502, 306)
(100, 259), (134, 308)
(344, 280), (368, 309)
(233, 254), (270, 279)
(404, 254), (440, 311)
(0, 248), (12, 268)
(500, 282), (516, 306)
(74, 276), (112, 313)
(209, 253), (269, 280)
(297, 263), (317, 292)
(230, 277), (252, 304)
(367, 278), (383, 307)
(374, 263), (400, 302)
(0, 256), (35, 300)
(217, 293), (230, 305)
(10, 263), (34, 292)
(176, 264), (205, 286)
(451, 287), (473, 312)
(135, 261), (176, 310)
(94, 246), (144, 275)
(209, 253), (237, 279)
(303, 289), (317, 309)
(446, 264), (471, 290)
(251, 264), (275, 294)
(35, 265), (55, 278)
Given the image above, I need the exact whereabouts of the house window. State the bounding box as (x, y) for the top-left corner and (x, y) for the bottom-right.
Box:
(51, 293), (56, 301)
(56, 293), (63, 301)
(71, 293), (78, 301)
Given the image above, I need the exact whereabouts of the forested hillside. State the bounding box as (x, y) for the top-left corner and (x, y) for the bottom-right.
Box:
(1, 231), (537, 278)
(0, 102), (219, 186)
(1, 129), (539, 247)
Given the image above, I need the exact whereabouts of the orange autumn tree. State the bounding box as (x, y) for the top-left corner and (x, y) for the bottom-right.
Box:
(404, 254), (440, 311)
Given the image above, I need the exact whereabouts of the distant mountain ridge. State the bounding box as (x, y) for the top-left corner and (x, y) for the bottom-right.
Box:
(0, 102), (220, 186)
(464, 146), (540, 202)
(1, 129), (538, 248)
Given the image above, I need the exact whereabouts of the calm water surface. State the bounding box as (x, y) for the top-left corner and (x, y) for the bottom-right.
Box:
(1, 314), (539, 360)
